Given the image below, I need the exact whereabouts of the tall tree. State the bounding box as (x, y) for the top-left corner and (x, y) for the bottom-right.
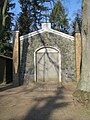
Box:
(18, 0), (31, 35)
(74, 0), (90, 105)
(71, 10), (82, 35)
(0, 0), (7, 32)
(49, 0), (69, 33)
(30, 0), (48, 31)
(18, 0), (48, 35)
(0, 0), (15, 57)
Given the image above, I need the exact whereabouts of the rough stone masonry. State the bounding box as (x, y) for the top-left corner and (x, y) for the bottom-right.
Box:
(13, 23), (81, 85)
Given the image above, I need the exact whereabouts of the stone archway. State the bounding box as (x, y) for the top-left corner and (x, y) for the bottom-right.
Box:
(34, 46), (61, 83)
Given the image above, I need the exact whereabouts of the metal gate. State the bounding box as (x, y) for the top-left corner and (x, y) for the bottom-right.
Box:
(34, 47), (61, 83)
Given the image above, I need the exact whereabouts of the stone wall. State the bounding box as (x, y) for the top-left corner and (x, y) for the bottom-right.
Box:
(20, 32), (76, 84)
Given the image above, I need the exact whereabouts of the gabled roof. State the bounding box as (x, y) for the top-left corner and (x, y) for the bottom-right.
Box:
(20, 23), (74, 41)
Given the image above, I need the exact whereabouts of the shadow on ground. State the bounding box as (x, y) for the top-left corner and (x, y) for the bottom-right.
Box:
(23, 87), (69, 120)
(0, 83), (17, 92)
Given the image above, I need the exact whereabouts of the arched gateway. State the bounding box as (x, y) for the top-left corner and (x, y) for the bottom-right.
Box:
(34, 46), (61, 83)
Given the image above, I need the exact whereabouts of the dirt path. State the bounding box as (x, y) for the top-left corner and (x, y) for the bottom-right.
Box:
(0, 82), (90, 120)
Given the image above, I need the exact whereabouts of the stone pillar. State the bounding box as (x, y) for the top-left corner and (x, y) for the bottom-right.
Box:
(13, 30), (19, 86)
(75, 22), (81, 82)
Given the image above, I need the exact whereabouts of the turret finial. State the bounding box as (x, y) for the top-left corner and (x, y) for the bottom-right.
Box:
(75, 21), (80, 33)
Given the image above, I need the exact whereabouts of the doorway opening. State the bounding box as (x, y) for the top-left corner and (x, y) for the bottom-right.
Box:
(34, 46), (61, 83)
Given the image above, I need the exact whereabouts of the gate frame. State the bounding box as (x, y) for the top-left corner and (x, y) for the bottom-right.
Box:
(34, 46), (61, 83)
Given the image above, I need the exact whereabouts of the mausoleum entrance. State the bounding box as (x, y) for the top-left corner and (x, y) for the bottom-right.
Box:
(34, 46), (61, 83)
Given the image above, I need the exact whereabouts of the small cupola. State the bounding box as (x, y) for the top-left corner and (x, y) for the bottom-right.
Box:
(42, 23), (51, 30)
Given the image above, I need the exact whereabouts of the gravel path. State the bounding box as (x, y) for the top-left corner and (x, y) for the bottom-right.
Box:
(0, 82), (90, 120)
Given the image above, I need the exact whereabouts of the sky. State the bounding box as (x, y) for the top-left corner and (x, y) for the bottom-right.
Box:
(64, 0), (82, 21)
(13, 0), (82, 24)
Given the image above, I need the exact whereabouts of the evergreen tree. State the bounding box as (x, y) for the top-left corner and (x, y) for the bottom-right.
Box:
(0, 0), (15, 57)
(18, 0), (48, 35)
(71, 10), (82, 35)
(30, 0), (48, 31)
(49, 0), (69, 33)
(18, 0), (31, 35)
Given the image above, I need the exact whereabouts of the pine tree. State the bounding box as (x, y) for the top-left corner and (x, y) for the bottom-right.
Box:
(30, 0), (47, 31)
(18, 0), (31, 35)
(71, 10), (82, 35)
(49, 0), (69, 33)
(18, 0), (48, 35)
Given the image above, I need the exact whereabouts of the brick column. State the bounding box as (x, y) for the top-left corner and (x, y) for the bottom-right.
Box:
(13, 31), (19, 86)
(75, 23), (81, 82)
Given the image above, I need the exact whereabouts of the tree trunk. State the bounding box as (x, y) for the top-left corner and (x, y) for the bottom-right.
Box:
(74, 0), (90, 105)
(0, 0), (8, 41)
(2, 0), (8, 29)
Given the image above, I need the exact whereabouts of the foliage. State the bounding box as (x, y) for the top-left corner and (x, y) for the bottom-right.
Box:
(18, 0), (49, 35)
(18, 0), (31, 35)
(71, 10), (82, 35)
(0, 42), (13, 57)
(0, 0), (15, 57)
(30, 0), (48, 31)
(49, 0), (69, 33)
